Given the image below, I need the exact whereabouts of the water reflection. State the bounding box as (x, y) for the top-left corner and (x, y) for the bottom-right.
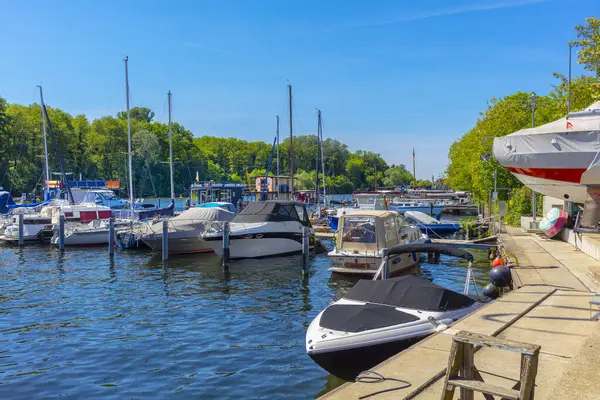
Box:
(0, 243), (492, 400)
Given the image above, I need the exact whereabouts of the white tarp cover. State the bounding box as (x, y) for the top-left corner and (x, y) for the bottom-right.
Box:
(405, 211), (439, 225)
(493, 101), (600, 171)
(147, 207), (235, 234)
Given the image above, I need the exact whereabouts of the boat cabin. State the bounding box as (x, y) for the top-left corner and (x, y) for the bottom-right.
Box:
(335, 210), (409, 254)
(189, 182), (247, 207)
(352, 193), (388, 210)
(232, 200), (311, 227)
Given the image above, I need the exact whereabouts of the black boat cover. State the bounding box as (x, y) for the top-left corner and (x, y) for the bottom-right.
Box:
(320, 304), (419, 333)
(233, 201), (310, 226)
(345, 275), (476, 312)
(387, 243), (473, 261)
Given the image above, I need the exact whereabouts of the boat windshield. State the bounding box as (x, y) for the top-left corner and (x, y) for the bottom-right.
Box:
(341, 217), (377, 243)
(100, 191), (119, 200)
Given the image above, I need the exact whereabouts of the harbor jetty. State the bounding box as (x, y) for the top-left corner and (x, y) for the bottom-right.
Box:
(321, 226), (600, 400)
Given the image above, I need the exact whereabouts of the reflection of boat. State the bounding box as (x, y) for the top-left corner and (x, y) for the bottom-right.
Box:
(203, 201), (313, 258)
(306, 243), (484, 381)
(404, 211), (460, 235)
(493, 101), (600, 204)
(328, 210), (424, 276)
(140, 206), (235, 254)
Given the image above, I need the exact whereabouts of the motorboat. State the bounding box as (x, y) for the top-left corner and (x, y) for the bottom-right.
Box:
(49, 205), (118, 246)
(404, 211), (460, 235)
(203, 200), (313, 258)
(327, 193), (388, 231)
(1, 211), (54, 243)
(73, 189), (129, 209)
(140, 206), (235, 254)
(306, 243), (485, 380)
(493, 100), (600, 204)
(328, 210), (426, 276)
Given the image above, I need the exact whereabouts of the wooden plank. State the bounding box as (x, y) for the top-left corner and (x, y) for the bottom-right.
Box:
(447, 378), (520, 400)
(441, 341), (462, 400)
(453, 331), (540, 356)
(461, 344), (475, 400)
(519, 354), (538, 400)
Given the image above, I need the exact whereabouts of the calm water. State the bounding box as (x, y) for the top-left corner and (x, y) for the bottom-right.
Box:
(0, 241), (492, 399)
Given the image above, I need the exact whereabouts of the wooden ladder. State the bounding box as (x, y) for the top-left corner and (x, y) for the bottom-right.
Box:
(441, 330), (540, 400)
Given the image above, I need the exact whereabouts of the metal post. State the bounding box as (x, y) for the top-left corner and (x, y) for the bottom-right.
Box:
(568, 44), (572, 115)
(222, 221), (230, 266)
(108, 217), (115, 256)
(18, 213), (24, 246)
(381, 248), (389, 280)
(162, 219), (169, 260)
(531, 93), (537, 222)
(302, 226), (310, 274)
(58, 214), (65, 250)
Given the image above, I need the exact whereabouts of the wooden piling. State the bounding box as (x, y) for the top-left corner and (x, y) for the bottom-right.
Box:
(108, 217), (115, 256)
(162, 219), (169, 260)
(58, 214), (65, 250)
(18, 213), (24, 246)
(222, 221), (230, 267)
(302, 226), (310, 275)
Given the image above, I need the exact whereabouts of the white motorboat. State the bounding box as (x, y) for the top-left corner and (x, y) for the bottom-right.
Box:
(1, 212), (54, 243)
(306, 243), (485, 380)
(328, 210), (425, 276)
(203, 200), (313, 258)
(493, 100), (600, 204)
(48, 204), (116, 246)
(140, 206), (235, 254)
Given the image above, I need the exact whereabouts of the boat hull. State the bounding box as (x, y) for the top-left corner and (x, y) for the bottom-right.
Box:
(309, 336), (422, 381)
(52, 229), (111, 246)
(328, 252), (417, 276)
(142, 236), (213, 254)
(210, 236), (307, 258)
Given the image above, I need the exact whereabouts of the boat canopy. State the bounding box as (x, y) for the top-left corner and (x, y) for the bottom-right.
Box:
(387, 243), (474, 261)
(335, 210), (407, 254)
(319, 303), (419, 333)
(345, 275), (476, 312)
(405, 211), (440, 225)
(0, 191), (16, 214)
(232, 201), (311, 226)
(146, 207), (235, 234)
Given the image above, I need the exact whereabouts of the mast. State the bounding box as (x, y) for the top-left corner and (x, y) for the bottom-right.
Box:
(288, 84), (294, 198)
(124, 56), (134, 211)
(412, 148), (416, 185)
(276, 115), (280, 199)
(318, 110), (327, 207)
(37, 85), (50, 201)
(168, 90), (174, 201)
(315, 110), (320, 204)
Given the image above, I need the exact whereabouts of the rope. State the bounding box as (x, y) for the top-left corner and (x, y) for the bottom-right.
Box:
(355, 370), (411, 399)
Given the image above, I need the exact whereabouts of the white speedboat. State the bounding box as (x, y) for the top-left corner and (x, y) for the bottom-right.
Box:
(306, 243), (485, 380)
(203, 200), (313, 258)
(493, 100), (600, 204)
(328, 210), (425, 276)
(140, 206), (235, 254)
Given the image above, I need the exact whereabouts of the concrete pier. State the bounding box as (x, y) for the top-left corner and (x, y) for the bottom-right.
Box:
(321, 227), (600, 400)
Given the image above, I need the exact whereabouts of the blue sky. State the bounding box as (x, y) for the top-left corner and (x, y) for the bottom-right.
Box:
(1, 0), (598, 179)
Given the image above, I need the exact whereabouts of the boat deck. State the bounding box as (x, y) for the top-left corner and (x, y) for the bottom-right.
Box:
(321, 227), (600, 400)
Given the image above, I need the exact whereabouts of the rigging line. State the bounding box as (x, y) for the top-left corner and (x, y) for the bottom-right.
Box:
(159, 95), (168, 122)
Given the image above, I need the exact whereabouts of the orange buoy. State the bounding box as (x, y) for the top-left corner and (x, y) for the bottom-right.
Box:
(492, 256), (504, 267)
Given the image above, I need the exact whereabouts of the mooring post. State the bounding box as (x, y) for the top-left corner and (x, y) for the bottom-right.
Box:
(222, 221), (230, 267)
(108, 217), (115, 257)
(18, 213), (24, 246)
(302, 226), (310, 275)
(162, 219), (169, 261)
(430, 203), (434, 216)
(381, 248), (389, 279)
(58, 214), (65, 250)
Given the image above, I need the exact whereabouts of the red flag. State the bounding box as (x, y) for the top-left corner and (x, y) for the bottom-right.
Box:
(566, 120), (573, 129)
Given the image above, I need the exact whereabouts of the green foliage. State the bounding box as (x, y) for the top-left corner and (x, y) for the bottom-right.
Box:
(572, 17), (600, 77)
(0, 98), (393, 197)
(383, 164), (413, 187)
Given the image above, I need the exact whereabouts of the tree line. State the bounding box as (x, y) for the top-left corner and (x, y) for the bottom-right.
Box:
(0, 100), (428, 198)
(445, 17), (600, 222)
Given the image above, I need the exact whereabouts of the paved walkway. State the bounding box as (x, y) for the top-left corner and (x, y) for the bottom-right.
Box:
(321, 228), (600, 400)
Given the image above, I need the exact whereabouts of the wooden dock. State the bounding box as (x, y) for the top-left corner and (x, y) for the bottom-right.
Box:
(432, 236), (497, 250)
(321, 227), (600, 400)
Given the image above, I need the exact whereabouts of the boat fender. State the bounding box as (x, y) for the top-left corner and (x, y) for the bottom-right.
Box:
(492, 256), (504, 267)
(427, 316), (448, 332)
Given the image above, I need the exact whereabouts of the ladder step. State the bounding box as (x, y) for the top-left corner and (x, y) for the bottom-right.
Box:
(447, 378), (521, 400)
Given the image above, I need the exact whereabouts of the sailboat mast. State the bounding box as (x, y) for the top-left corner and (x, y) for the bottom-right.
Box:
(276, 115), (280, 199)
(288, 84), (294, 198)
(37, 85), (50, 200)
(412, 148), (416, 185)
(318, 110), (327, 207)
(168, 91), (174, 201)
(124, 56), (134, 211)
(315, 109), (320, 204)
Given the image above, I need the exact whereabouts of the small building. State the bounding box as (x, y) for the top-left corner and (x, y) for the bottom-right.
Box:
(250, 175), (292, 201)
(189, 182), (248, 207)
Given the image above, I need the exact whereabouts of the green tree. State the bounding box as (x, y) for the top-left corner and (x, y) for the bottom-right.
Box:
(117, 107), (155, 123)
(572, 17), (600, 77)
